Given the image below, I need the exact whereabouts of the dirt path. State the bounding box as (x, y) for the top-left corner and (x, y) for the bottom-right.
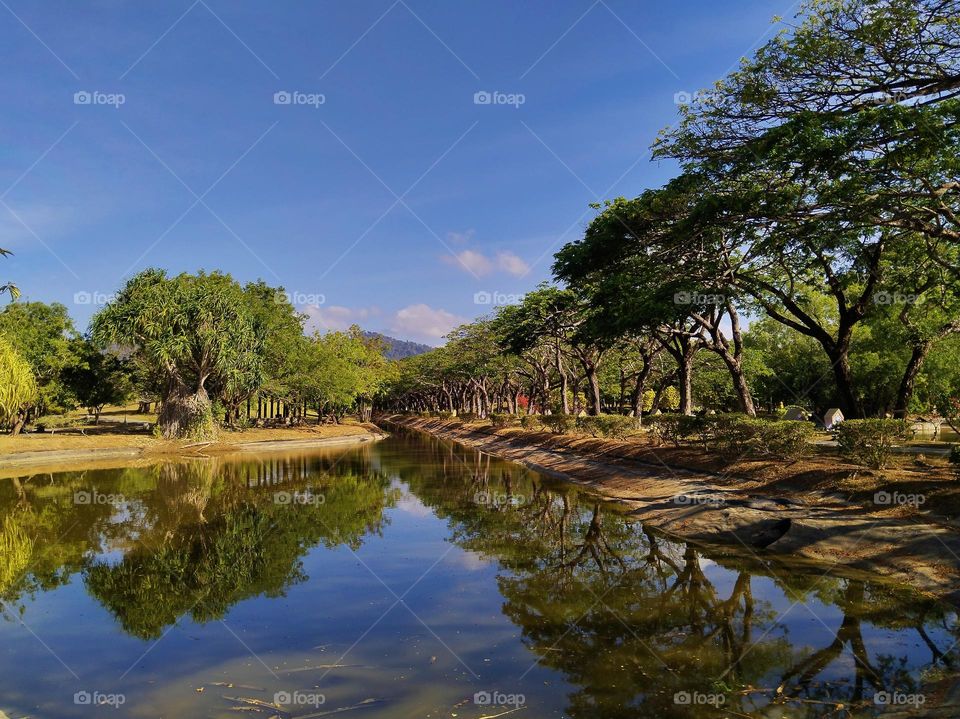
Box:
(387, 416), (960, 607)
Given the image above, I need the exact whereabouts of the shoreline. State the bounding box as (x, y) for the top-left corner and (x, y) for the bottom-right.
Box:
(0, 426), (387, 475)
(385, 414), (960, 607)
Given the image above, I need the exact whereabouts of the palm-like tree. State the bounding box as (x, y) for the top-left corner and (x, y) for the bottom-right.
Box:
(0, 248), (19, 301)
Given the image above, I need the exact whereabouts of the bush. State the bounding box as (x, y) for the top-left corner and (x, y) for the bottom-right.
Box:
(650, 414), (687, 446)
(519, 414), (542, 430)
(541, 414), (577, 434)
(754, 420), (815, 461)
(457, 412), (479, 423)
(490, 412), (519, 428)
(577, 414), (637, 439)
(949, 445), (960, 477)
(834, 419), (909, 469)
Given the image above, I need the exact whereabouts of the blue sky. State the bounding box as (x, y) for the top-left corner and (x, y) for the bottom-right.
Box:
(0, 0), (786, 344)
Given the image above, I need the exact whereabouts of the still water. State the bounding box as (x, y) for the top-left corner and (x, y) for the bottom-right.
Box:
(0, 429), (955, 718)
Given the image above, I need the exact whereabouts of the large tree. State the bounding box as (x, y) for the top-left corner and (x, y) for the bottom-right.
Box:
(92, 270), (262, 439)
(0, 335), (38, 435)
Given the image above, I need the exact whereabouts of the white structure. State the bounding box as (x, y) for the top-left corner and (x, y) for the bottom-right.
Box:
(783, 407), (809, 421)
(824, 408), (845, 430)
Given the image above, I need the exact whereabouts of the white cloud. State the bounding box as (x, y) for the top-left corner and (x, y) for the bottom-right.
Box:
(389, 303), (465, 341)
(442, 249), (494, 276)
(446, 229), (475, 246)
(496, 251), (529, 277)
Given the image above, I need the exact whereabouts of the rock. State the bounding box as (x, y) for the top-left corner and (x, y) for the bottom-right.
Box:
(783, 407), (809, 421)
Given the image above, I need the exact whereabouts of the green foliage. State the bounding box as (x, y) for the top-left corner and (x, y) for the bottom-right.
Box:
(834, 419), (909, 469)
(92, 270), (262, 439)
(519, 414), (542, 430)
(576, 414), (636, 439)
(0, 336), (38, 430)
(0, 514), (32, 594)
(457, 412), (479, 423)
(649, 414), (688, 446)
(490, 412), (519, 428)
(0, 301), (82, 413)
(62, 345), (132, 418)
(541, 414), (577, 434)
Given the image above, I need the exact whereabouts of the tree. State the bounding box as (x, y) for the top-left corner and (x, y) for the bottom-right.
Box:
(92, 270), (262, 440)
(0, 335), (38, 435)
(0, 301), (82, 415)
(0, 247), (18, 301)
(62, 343), (133, 423)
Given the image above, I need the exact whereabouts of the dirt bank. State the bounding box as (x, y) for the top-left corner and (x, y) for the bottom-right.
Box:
(0, 424), (386, 477)
(385, 415), (960, 607)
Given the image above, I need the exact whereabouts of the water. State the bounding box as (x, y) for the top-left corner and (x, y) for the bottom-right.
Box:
(0, 429), (956, 718)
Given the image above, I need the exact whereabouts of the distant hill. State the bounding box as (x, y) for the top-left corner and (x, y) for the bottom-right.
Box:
(364, 332), (433, 360)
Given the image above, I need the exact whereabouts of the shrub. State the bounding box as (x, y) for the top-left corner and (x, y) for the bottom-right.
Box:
(834, 419), (909, 469)
(541, 414), (577, 434)
(650, 414), (687, 446)
(708, 414), (763, 459)
(949, 445), (960, 477)
(490, 412), (519, 428)
(520, 414), (542, 430)
(577, 414), (637, 439)
(457, 412), (479, 423)
(755, 420), (815, 461)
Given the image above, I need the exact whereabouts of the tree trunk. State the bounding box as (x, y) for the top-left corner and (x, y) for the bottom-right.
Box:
(892, 342), (930, 419)
(584, 363), (601, 416)
(158, 375), (215, 440)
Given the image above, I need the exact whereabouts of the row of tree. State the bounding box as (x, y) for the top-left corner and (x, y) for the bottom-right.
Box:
(381, 0), (960, 421)
(0, 268), (396, 438)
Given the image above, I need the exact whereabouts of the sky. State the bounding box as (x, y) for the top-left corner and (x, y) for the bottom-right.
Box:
(0, 0), (789, 344)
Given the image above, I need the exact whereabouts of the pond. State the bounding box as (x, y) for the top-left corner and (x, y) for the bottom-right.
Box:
(0, 428), (955, 718)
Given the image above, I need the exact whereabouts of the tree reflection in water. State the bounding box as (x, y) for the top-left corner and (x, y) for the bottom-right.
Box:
(0, 433), (957, 717)
(385, 431), (960, 717)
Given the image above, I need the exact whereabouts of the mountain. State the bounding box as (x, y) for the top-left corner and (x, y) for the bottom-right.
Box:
(364, 332), (433, 360)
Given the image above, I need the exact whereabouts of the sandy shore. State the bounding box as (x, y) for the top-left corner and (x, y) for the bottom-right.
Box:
(0, 424), (386, 476)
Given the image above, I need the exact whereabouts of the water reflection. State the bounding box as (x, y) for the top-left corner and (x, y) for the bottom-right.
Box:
(0, 432), (956, 718)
